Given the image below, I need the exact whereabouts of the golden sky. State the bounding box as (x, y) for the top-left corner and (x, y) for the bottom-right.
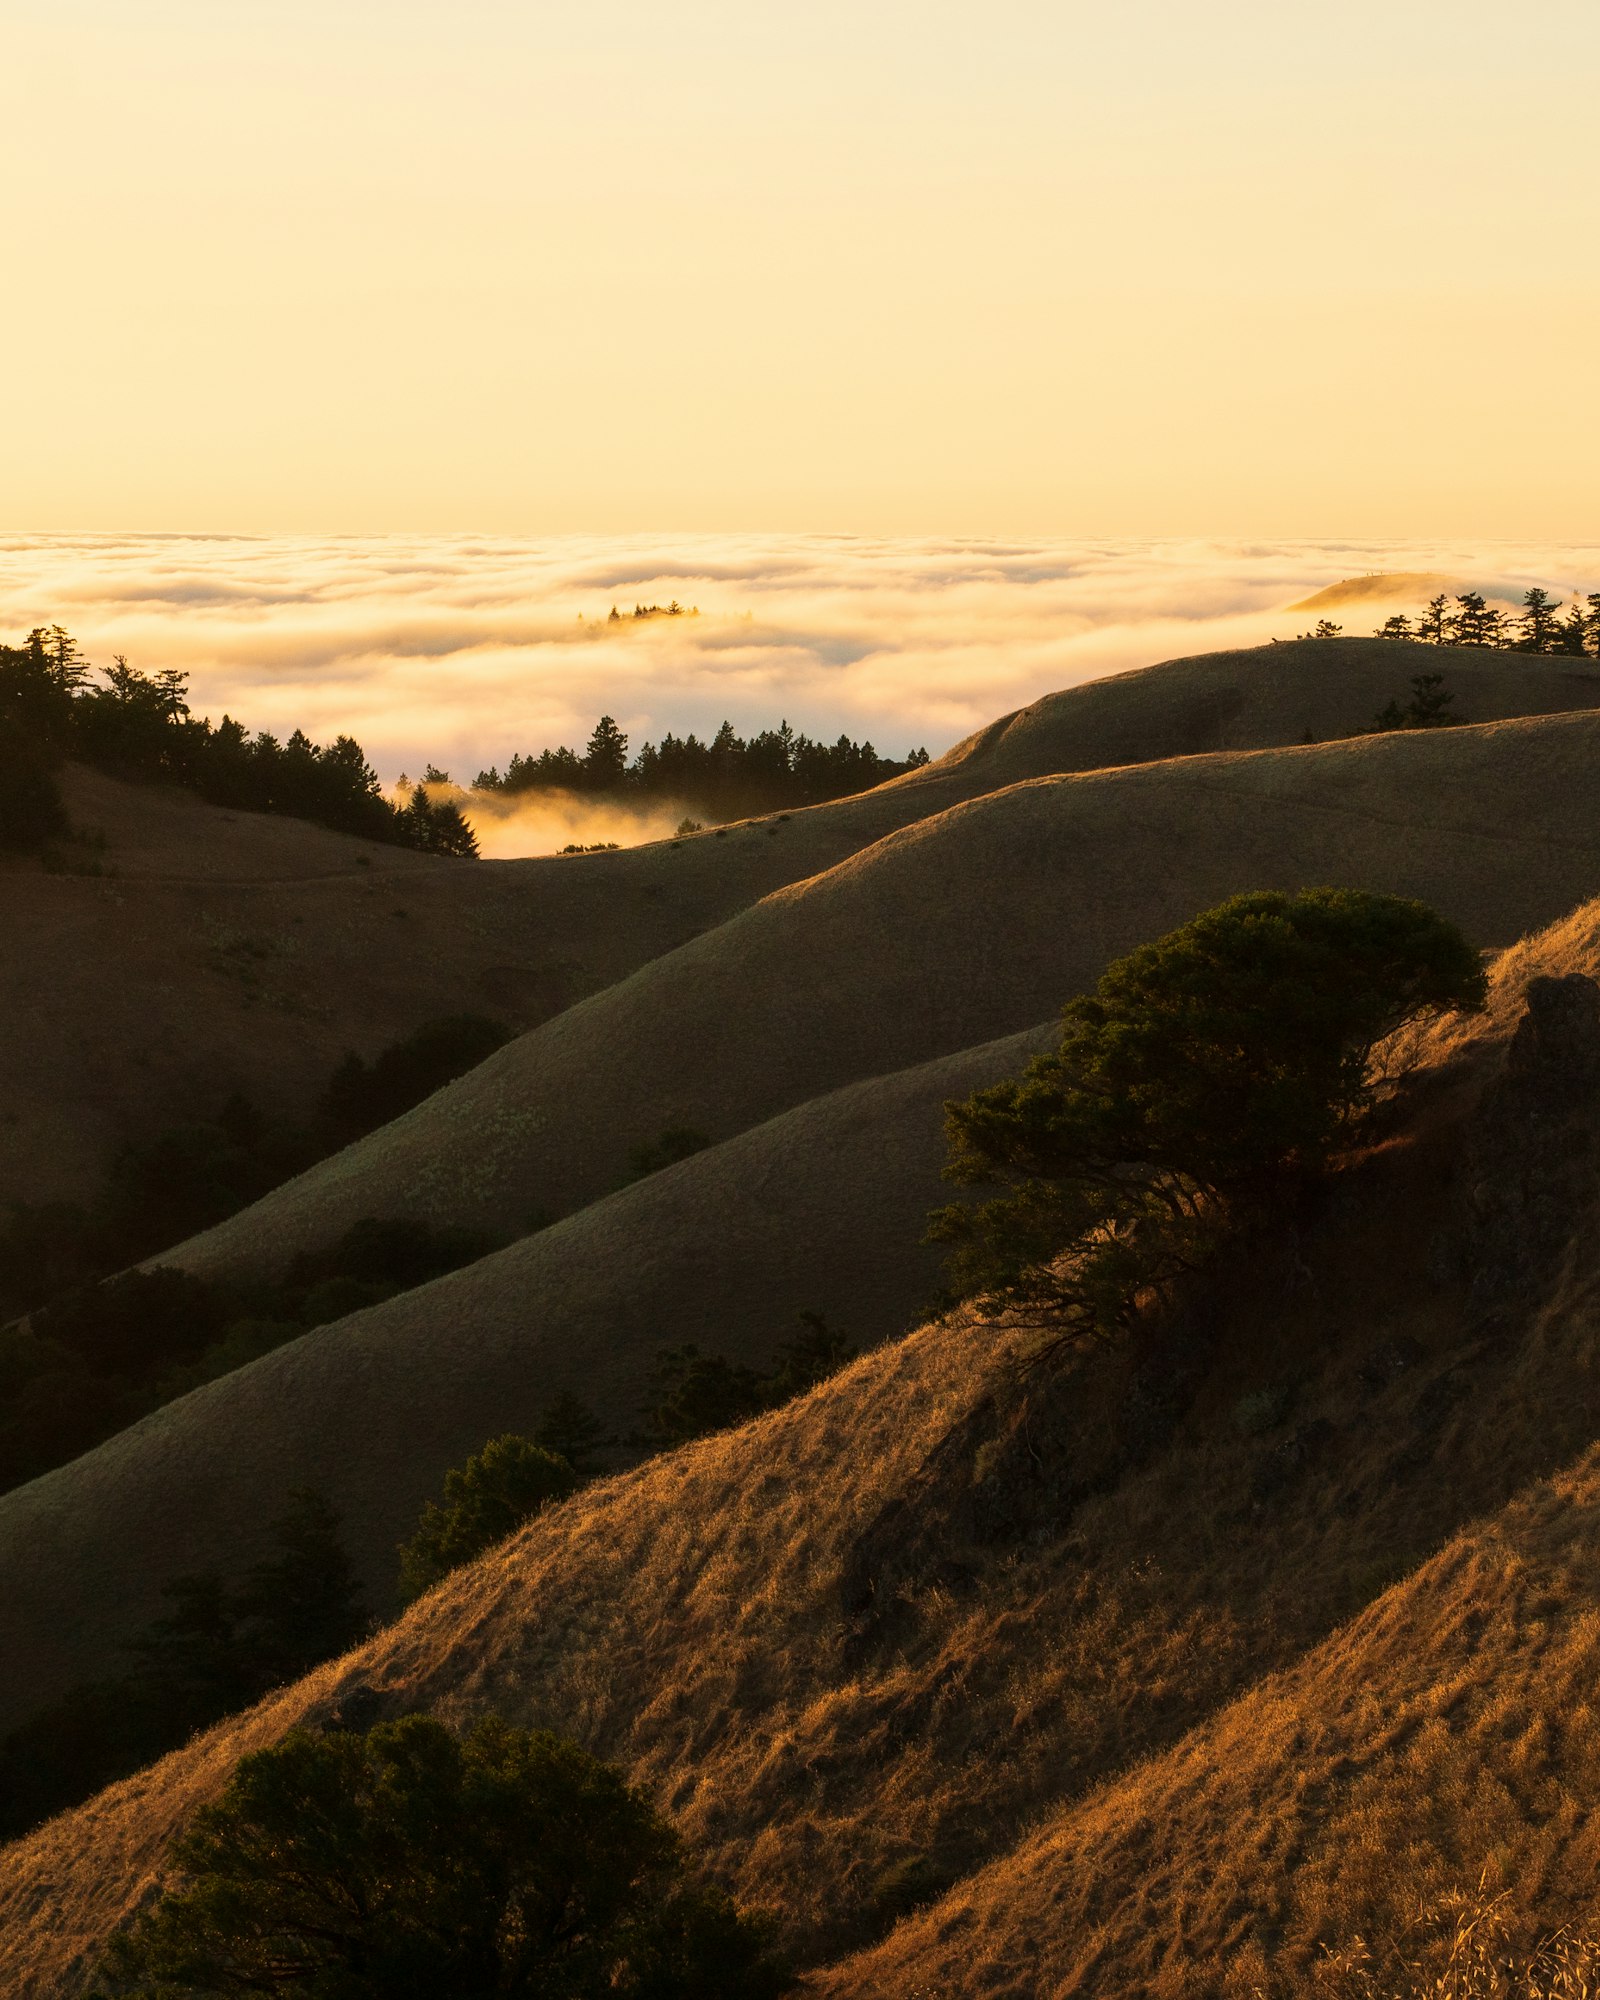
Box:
(7, 1), (1599, 535)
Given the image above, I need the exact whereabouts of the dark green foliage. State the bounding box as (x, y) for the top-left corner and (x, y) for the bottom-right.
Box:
(397, 1436), (582, 1602)
(0, 626), (81, 849)
(534, 1391), (613, 1475)
(627, 1126), (713, 1178)
(931, 889), (1487, 1342)
(92, 1714), (787, 1999)
(1365, 672), (1463, 734)
(480, 713), (930, 824)
(1514, 586), (1564, 654)
(639, 1346), (768, 1449)
(0, 1489), (364, 1844)
(396, 782), (481, 857)
(1368, 587), (1600, 657)
(638, 1313), (859, 1449)
(288, 1214), (501, 1294)
(321, 1013), (510, 1141)
(1, 627), (481, 855)
(764, 1311), (857, 1403)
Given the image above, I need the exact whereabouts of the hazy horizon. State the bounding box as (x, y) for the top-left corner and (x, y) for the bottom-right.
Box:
(6, 531), (1598, 854)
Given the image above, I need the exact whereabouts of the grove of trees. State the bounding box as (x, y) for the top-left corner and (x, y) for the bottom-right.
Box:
(0, 1488), (366, 1843)
(1316, 585), (1600, 654)
(475, 714), (931, 825)
(0, 627), (478, 855)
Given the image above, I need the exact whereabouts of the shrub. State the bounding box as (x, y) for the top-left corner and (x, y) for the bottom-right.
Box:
(931, 888), (1486, 1344)
(398, 1436), (581, 1602)
(92, 1714), (787, 1999)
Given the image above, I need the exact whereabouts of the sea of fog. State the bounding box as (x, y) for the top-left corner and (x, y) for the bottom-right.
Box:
(3, 534), (1596, 856)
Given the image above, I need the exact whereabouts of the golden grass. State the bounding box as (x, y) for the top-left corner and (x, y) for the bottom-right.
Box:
(11, 894), (1600, 1998)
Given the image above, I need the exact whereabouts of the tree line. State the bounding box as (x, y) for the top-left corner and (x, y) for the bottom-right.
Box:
(0, 626), (479, 856)
(475, 714), (931, 825)
(1303, 586), (1600, 654)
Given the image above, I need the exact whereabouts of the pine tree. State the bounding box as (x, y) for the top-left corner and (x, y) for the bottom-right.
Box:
(1514, 587), (1564, 654)
(582, 714), (629, 790)
(1417, 595), (1449, 643)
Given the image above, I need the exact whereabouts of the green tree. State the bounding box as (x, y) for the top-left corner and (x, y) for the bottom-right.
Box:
(1416, 594), (1450, 643)
(1375, 613), (1414, 640)
(930, 889), (1486, 1344)
(398, 1436), (581, 1602)
(93, 1715), (787, 1999)
(534, 1391), (612, 1474)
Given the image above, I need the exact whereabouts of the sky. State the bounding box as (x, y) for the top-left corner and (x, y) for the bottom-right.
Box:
(5, 531), (1596, 855)
(6, 1), (1600, 538)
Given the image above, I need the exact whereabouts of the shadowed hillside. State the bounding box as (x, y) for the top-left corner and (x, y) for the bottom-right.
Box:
(0, 1025), (1052, 1730)
(6, 639), (1593, 1211)
(166, 708), (1600, 1284)
(8, 899), (1600, 1998)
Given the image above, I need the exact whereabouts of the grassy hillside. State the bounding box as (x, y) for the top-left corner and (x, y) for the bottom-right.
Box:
(0, 1024), (1052, 1730)
(8, 897), (1600, 1998)
(7, 639), (1591, 1213)
(165, 707), (1600, 1284)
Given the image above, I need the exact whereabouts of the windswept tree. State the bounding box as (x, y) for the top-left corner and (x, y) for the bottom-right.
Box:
(930, 889), (1486, 1347)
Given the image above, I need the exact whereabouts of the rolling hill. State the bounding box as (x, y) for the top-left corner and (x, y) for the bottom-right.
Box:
(6, 638), (1593, 1211)
(7, 897), (1600, 1999)
(10, 636), (1600, 1999)
(166, 706), (1600, 1284)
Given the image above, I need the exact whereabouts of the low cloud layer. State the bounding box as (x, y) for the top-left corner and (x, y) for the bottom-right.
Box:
(3, 533), (1596, 855)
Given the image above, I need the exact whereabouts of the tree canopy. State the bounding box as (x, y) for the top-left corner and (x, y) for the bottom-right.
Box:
(93, 1715), (787, 1999)
(397, 1436), (582, 1602)
(931, 888), (1486, 1343)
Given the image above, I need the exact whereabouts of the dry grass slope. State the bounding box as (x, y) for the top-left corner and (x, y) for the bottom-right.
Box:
(10, 899), (1600, 2000)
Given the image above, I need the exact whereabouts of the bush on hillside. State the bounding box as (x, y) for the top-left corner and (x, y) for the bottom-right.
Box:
(92, 1714), (788, 1999)
(638, 1313), (858, 1449)
(397, 1436), (582, 1603)
(1364, 671), (1464, 734)
(0, 1488), (364, 1843)
(931, 888), (1487, 1346)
